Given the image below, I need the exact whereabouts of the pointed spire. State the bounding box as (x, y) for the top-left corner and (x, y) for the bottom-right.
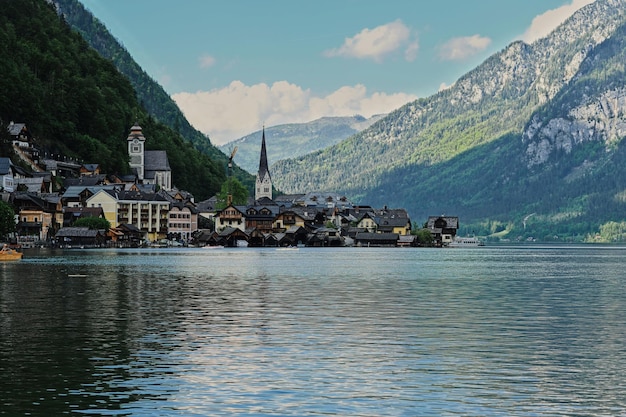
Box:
(258, 126), (270, 181)
(255, 126), (273, 200)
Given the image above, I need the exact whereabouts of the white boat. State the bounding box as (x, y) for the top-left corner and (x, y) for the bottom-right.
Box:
(448, 236), (484, 247)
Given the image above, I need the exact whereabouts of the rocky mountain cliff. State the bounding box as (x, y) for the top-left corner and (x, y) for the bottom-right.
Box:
(272, 0), (626, 239)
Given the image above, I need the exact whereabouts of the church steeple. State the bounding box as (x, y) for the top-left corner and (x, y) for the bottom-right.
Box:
(255, 127), (272, 200)
(127, 122), (146, 180)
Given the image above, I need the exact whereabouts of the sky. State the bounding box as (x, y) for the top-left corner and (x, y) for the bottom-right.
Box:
(79, 0), (596, 145)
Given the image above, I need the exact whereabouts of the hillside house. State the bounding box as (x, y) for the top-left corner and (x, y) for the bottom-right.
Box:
(0, 158), (15, 192)
(80, 164), (101, 176)
(7, 121), (32, 147)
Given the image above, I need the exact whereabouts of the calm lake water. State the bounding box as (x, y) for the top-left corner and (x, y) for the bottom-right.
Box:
(1, 245), (626, 416)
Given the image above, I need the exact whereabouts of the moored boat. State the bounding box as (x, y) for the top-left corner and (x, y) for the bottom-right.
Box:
(448, 236), (484, 247)
(0, 245), (23, 260)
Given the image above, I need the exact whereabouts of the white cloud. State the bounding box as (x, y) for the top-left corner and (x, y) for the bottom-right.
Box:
(199, 54), (216, 69)
(438, 34), (492, 61)
(520, 0), (596, 43)
(324, 20), (416, 62)
(172, 81), (418, 145)
(439, 82), (454, 92)
(404, 40), (419, 62)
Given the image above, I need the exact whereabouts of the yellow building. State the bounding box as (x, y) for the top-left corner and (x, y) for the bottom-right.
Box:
(86, 189), (170, 242)
(85, 189), (118, 227)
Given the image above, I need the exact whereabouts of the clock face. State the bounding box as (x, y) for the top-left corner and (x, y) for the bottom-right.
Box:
(133, 139), (139, 144)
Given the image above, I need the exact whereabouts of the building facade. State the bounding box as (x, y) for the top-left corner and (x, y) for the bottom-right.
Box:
(86, 190), (170, 242)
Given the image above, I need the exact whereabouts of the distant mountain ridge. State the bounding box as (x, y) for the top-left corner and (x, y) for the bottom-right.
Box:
(270, 0), (626, 240)
(219, 115), (385, 173)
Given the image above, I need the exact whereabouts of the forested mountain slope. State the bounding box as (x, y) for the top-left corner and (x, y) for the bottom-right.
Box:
(0, 0), (226, 200)
(272, 0), (626, 240)
(53, 0), (254, 191)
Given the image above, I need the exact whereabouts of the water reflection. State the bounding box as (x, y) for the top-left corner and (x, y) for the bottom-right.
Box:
(1, 247), (626, 415)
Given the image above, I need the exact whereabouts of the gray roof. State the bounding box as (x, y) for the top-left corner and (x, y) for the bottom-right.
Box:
(104, 189), (169, 202)
(427, 216), (459, 229)
(16, 177), (44, 193)
(126, 183), (156, 193)
(296, 192), (353, 208)
(82, 164), (100, 172)
(56, 227), (102, 238)
(64, 175), (105, 188)
(62, 185), (118, 199)
(7, 122), (25, 136)
(144, 150), (171, 178)
(375, 210), (411, 228)
(196, 196), (218, 212)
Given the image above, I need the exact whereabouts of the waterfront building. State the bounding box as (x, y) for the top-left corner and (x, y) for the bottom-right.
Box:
(86, 189), (169, 242)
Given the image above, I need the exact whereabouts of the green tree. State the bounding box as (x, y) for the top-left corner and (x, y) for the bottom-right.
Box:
(73, 216), (110, 230)
(216, 178), (248, 209)
(413, 228), (434, 246)
(0, 201), (16, 239)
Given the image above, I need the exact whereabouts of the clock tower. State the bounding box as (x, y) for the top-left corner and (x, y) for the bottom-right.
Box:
(127, 122), (146, 180)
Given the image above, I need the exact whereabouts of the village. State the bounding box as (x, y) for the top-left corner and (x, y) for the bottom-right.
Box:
(1, 122), (461, 248)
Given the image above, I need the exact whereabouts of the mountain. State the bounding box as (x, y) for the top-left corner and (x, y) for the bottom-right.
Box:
(272, 0), (626, 240)
(53, 0), (254, 192)
(219, 115), (385, 174)
(0, 0), (234, 201)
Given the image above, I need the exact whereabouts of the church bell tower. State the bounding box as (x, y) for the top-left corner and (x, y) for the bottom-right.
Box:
(255, 127), (273, 200)
(127, 122), (146, 180)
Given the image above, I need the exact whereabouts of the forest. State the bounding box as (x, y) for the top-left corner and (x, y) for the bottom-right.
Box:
(0, 0), (249, 201)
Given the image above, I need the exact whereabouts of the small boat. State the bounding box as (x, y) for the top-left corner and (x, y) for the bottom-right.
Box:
(0, 246), (23, 260)
(448, 236), (484, 247)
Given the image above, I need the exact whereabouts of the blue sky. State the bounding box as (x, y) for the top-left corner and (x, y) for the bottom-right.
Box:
(80, 0), (595, 145)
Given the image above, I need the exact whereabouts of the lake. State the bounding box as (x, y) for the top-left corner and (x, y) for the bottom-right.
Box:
(1, 245), (626, 416)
